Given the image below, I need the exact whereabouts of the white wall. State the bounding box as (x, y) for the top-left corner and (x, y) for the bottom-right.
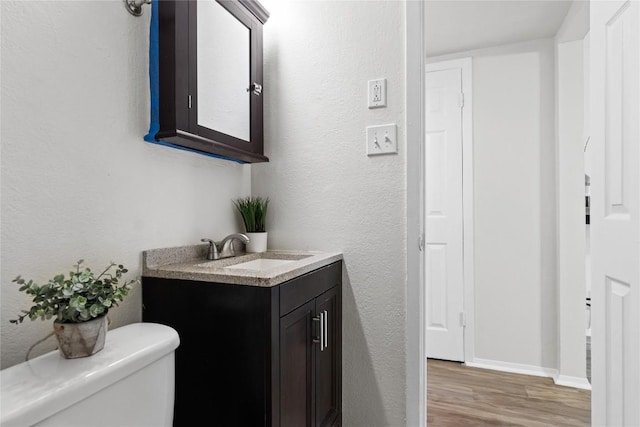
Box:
(254, 1), (407, 425)
(553, 0), (590, 388)
(584, 34), (592, 181)
(428, 39), (558, 372)
(584, 34), (592, 302)
(1, 0), (250, 369)
(555, 39), (588, 386)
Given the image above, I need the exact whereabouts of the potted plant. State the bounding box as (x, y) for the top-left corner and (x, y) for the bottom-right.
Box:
(10, 260), (139, 359)
(233, 196), (269, 253)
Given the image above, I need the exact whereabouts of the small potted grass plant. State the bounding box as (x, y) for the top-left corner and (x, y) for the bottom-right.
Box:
(10, 260), (138, 359)
(233, 196), (269, 253)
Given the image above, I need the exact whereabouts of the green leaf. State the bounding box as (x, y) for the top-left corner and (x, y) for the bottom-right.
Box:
(69, 295), (87, 310)
(89, 304), (104, 317)
(233, 196), (270, 232)
(11, 261), (138, 324)
(98, 297), (113, 307)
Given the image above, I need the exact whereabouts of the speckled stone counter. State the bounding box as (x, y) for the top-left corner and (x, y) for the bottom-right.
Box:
(142, 244), (343, 287)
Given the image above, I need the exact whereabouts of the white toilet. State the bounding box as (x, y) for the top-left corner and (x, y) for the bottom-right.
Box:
(1, 323), (179, 427)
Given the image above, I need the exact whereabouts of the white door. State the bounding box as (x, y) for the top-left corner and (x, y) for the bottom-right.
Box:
(424, 67), (464, 361)
(590, 1), (640, 425)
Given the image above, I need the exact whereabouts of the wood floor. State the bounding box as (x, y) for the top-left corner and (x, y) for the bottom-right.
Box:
(427, 359), (591, 426)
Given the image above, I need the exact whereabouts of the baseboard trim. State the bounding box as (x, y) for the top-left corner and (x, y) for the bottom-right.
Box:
(554, 374), (592, 390)
(465, 358), (558, 379)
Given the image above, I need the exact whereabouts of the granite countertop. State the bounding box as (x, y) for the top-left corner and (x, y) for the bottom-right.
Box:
(142, 244), (343, 287)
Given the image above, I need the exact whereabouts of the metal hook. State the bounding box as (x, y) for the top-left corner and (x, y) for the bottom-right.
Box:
(124, 0), (152, 17)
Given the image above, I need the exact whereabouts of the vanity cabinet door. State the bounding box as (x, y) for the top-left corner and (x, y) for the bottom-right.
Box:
(315, 287), (340, 427)
(280, 300), (315, 427)
(280, 285), (340, 427)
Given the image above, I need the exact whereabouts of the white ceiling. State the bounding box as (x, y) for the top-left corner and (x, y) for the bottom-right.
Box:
(426, 0), (573, 57)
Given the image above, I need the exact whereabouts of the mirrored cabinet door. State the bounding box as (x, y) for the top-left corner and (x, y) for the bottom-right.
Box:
(197, 0), (251, 141)
(155, 0), (269, 163)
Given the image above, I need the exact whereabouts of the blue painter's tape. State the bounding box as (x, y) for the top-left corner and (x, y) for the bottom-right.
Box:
(144, 0), (160, 144)
(143, 0), (245, 164)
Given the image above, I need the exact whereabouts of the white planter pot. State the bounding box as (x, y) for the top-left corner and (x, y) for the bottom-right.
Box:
(246, 232), (268, 253)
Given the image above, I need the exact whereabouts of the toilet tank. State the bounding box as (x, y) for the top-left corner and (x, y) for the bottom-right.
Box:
(1, 323), (179, 427)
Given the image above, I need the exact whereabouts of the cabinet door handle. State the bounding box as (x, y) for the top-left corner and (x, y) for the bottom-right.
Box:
(319, 311), (325, 351)
(323, 310), (329, 351)
(247, 83), (262, 96)
(312, 315), (321, 346)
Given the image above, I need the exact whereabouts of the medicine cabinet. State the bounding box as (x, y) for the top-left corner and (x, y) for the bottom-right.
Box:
(152, 0), (269, 163)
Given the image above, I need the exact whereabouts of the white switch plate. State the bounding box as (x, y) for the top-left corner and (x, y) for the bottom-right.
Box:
(368, 78), (387, 108)
(366, 124), (397, 156)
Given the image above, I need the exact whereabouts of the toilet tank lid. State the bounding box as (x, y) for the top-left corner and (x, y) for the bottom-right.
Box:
(0, 323), (179, 427)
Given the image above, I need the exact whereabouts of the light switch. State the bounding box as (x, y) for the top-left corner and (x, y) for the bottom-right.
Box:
(368, 79), (387, 108)
(366, 124), (397, 156)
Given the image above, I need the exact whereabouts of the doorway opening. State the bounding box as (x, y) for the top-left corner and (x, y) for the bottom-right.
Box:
(424, 58), (474, 364)
(420, 0), (593, 424)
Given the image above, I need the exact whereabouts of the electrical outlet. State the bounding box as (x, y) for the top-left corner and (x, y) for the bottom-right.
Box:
(366, 124), (397, 156)
(368, 78), (387, 108)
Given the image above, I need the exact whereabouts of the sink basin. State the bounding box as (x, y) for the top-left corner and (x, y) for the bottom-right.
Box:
(194, 252), (314, 270)
(225, 258), (294, 271)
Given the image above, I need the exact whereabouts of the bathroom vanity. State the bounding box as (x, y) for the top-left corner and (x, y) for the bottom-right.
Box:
(142, 246), (343, 427)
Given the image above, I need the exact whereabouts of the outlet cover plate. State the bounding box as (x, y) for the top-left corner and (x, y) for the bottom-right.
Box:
(366, 124), (397, 156)
(368, 78), (387, 108)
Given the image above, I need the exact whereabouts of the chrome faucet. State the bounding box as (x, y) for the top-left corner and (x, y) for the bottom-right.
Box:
(201, 233), (250, 260)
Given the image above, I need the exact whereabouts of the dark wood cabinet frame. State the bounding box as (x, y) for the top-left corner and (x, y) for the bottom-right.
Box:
(155, 0), (269, 163)
(142, 261), (343, 426)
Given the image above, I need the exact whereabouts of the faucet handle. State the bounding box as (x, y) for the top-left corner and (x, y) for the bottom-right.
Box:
(201, 238), (219, 260)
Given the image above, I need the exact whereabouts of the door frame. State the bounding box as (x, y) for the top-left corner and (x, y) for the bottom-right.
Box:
(425, 58), (475, 364)
(405, 2), (426, 424)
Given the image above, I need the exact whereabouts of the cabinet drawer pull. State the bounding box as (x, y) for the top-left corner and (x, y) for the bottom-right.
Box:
(324, 310), (329, 350)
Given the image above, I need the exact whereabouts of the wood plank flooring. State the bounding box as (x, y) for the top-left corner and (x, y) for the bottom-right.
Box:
(427, 359), (591, 426)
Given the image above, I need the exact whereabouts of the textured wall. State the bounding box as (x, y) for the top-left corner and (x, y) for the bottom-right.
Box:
(254, 1), (407, 425)
(428, 39), (558, 371)
(1, 0), (250, 368)
(555, 0), (590, 388)
(473, 41), (557, 369)
(556, 39), (587, 383)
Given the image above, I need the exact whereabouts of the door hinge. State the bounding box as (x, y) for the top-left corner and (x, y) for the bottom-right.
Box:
(418, 234), (425, 251)
(458, 93), (464, 108)
(188, 95), (192, 109)
(459, 312), (466, 327)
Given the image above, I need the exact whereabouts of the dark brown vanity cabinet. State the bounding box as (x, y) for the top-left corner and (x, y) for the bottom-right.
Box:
(280, 286), (340, 427)
(153, 0), (269, 163)
(142, 261), (342, 427)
